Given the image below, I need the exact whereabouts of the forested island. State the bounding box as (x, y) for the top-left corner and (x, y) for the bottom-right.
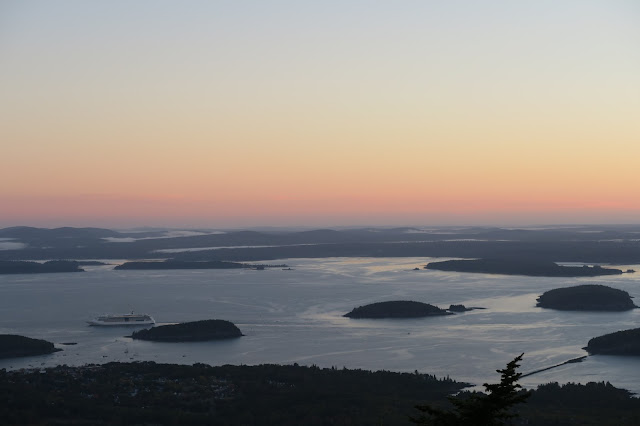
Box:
(2, 361), (639, 425)
(115, 260), (245, 270)
(425, 258), (623, 277)
(536, 285), (637, 311)
(0, 260), (84, 274)
(344, 301), (451, 318)
(130, 319), (243, 342)
(0, 335), (61, 359)
(585, 327), (640, 355)
(114, 260), (287, 270)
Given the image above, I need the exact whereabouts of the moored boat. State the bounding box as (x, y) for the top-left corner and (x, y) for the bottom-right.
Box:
(88, 312), (155, 326)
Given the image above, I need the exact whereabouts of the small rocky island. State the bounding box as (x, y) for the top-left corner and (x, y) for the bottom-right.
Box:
(448, 304), (479, 312)
(0, 334), (61, 359)
(536, 285), (637, 311)
(585, 328), (640, 355)
(0, 260), (84, 274)
(344, 301), (452, 319)
(425, 258), (623, 277)
(130, 319), (243, 342)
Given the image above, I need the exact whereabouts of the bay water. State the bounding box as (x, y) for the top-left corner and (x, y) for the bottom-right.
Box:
(1, 257), (639, 394)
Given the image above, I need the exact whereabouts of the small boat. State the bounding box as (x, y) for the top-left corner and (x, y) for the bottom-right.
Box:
(88, 311), (155, 326)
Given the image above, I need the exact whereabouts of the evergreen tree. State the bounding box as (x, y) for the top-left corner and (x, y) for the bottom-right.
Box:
(411, 353), (531, 425)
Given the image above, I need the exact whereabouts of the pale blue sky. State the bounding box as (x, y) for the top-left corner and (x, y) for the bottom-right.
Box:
(1, 1), (639, 227)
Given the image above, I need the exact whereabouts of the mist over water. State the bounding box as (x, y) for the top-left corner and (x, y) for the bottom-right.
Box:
(0, 239), (27, 250)
(1, 257), (639, 393)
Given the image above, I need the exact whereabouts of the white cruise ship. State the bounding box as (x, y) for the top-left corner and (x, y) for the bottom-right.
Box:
(88, 312), (155, 326)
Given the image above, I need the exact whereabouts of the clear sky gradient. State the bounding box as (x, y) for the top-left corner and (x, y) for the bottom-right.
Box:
(1, 1), (639, 228)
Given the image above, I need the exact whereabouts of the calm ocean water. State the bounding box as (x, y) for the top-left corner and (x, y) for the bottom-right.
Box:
(1, 257), (639, 393)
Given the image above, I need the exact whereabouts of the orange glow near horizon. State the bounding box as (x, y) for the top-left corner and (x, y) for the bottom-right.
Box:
(2, 2), (639, 228)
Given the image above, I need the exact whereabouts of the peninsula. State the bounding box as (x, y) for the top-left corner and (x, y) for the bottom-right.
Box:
(115, 260), (245, 270)
(0, 260), (84, 274)
(0, 334), (61, 359)
(114, 260), (287, 270)
(585, 327), (640, 355)
(536, 285), (637, 311)
(131, 319), (243, 342)
(344, 301), (451, 319)
(425, 258), (623, 277)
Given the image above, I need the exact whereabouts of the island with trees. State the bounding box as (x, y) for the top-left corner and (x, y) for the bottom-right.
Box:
(114, 260), (287, 270)
(130, 319), (243, 342)
(447, 304), (484, 312)
(114, 260), (246, 270)
(0, 334), (61, 359)
(344, 301), (452, 319)
(536, 285), (637, 311)
(425, 258), (623, 277)
(0, 260), (84, 274)
(585, 327), (640, 355)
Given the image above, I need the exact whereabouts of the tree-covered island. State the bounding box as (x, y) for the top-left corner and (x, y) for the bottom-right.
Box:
(425, 258), (623, 277)
(114, 260), (287, 270)
(586, 327), (640, 355)
(0, 334), (61, 359)
(344, 301), (452, 319)
(0, 260), (84, 274)
(536, 285), (637, 311)
(130, 319), (243, 342)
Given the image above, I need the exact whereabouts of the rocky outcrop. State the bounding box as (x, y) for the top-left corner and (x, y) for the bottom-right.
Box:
(447, 304), (472, 312)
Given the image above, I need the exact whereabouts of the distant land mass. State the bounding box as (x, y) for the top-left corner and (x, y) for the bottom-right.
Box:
(3, 361), (640, 425)
(536, 285), (637, 311)
(1, 225), (640, 264)
(344, 301), (451, 319)
(76, 260), (109, 266)
(131, 319), (243, 342)
(114, 260), (286, 270)
(586, 327), (640, 355)
(425, 258), (623, 277)
(0, 334), (61, 359)
(0, 260), (84, 274)
(0, 361), (466, 425)
(115, 260), (245, 270)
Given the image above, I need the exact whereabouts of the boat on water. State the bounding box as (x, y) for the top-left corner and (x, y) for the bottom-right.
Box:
(88, 312), (155, 326)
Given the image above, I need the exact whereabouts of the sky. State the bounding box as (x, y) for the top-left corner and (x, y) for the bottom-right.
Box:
(1, 1), (639, 228)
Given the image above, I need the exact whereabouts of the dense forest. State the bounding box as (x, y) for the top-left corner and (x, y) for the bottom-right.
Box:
(1, 362), (639, 425)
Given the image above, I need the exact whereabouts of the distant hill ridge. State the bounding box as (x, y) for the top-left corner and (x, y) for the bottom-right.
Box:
(1, 226), (640, 264)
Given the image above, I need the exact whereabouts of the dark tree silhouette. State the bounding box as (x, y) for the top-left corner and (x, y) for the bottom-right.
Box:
(412, 353), (531, 425)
